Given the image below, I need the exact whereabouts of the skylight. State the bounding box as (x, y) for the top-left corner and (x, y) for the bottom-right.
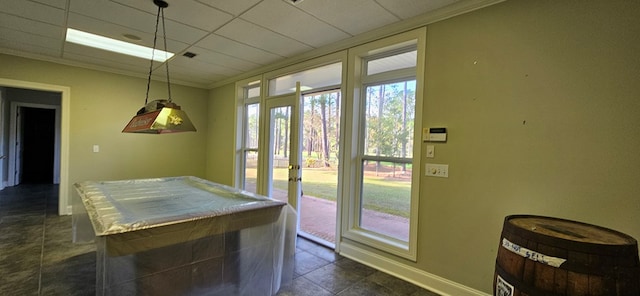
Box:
(65, 28), (174, 62)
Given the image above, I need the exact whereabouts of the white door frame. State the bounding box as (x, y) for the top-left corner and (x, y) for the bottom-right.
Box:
(259, 84), (302, 227)
(0, 78), (71, 215)
(0, 88), (4, 190)
(9, 102), (61, 186)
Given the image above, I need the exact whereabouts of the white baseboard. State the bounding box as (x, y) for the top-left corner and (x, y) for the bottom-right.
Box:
(339, 241), (490, 296)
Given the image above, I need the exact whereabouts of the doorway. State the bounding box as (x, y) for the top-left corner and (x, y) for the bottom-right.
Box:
(20, 107), (56, 183)
(298, 89), (341, 246)
(0, 79), (69, 216)
(262, 86), (342, 247)
(9, 102), (62, 187)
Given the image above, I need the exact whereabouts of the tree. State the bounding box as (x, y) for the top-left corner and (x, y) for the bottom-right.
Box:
(319, 94), (331, 167)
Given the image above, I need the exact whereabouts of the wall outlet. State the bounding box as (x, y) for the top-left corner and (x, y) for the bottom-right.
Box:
(425, 163), (448, 178)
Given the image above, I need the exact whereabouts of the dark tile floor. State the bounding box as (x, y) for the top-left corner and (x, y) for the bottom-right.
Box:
(0, 184), (440, 296)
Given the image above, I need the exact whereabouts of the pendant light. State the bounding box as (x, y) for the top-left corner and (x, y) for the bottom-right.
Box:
(122, 0), (196, 134)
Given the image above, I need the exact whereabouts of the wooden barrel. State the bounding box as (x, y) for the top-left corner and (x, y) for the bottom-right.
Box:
(494, 215), (640, 296)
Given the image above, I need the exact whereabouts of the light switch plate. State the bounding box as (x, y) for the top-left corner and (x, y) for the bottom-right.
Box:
(426, 145), (434, 158)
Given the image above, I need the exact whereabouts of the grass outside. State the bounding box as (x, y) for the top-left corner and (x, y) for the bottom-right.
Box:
(247, 166), (412, 218)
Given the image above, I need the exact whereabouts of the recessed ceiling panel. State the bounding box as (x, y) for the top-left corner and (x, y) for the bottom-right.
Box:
(0, 30), (62, 57)
(0, 28), (61, 51)
(195, 34), (284, 65)
(376, 0), (461, 19)
(31, 0), (68, 9)
(242, 0), (351, 47)
(0, 13), (64, 39)
(195, 0), (262, 16)
(69, 1), (208, 44)
(2, 0), (66, 26)
(62, 51), (149, 75)
(0, 0), (496, 87)
(67, 13), (191, 54)
(111, 0), (233, 32)
(187, 48), (262, 71)
(295, 0), (399, 36)
(64, 43), (152, 69)
(216, 18), (313, 57)
(168, 57), (243, 77)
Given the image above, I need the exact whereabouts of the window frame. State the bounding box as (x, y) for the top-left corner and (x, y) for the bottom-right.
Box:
(342, 28), (426, 261)
(234, 76), (262, 192)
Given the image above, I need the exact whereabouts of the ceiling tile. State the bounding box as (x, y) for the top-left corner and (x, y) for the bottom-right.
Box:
(186, 48), (262, 71)
(0, 0), (66, 25)
(241, 0), (351, 47)
(169, 57), (243, 77)
(196, 0), (262, 16)
(70, 0), (208, 44)
(157, 64), (232, 86)
(0, 0), (493, 87)
(63, 43), (151, 69)
(376, 0), (461, 19)
(195, 34), (283, 65)
(216, 18), (313, 57)
(0, 12), (65, 39)
(0, 29), (62, 57)
(110, 0), (234, 32)
(30, 0), (67, 9)
(296, 0), (399, 35)
(69, 0), (160, 32)
(67, 13), (191, 54)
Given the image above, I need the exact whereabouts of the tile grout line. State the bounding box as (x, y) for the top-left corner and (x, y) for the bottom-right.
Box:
(37, 192), (48, 296)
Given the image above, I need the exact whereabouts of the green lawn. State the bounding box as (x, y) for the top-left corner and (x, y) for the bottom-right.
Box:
(270, 167), (412, 218)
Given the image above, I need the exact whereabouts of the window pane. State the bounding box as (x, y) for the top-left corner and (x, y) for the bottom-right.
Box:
(367, 50), (416, 76)
(247, 85), (260, 98)
(269, 106), (292, 203)
(360, 161), (412, 241)
(245, 103), (260, 149)
(269, 62), (342, 96)
(363, 81), (416, 158)
(243, 150), (258, 193)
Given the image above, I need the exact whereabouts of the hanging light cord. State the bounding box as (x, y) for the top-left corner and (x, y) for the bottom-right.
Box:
(160, 8), (172, 103)
(144, 4), (162, 105)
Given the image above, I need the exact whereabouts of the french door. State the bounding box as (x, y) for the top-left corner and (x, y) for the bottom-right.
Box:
(260, 86), (303, 219)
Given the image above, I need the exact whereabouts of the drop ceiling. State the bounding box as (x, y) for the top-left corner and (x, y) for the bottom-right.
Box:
(0, 0), (496, 88)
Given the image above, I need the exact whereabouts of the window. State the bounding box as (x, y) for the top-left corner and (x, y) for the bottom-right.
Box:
(237, 80), (261, 194)
(268, 62), (342, 96)
(344, 28), (425, 260)
(360, 79), (416, 240)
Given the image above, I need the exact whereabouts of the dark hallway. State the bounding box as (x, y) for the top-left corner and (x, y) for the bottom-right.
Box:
(20, 107), (55, 184)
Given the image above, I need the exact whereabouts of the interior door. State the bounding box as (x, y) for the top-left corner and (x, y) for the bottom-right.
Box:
(262, 85), (302, 215)
(15, 106), (24, 184)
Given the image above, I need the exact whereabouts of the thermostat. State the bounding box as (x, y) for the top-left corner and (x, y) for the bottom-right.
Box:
(423, 127), (447, 142)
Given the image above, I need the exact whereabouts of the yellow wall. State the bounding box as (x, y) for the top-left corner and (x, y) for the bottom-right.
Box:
(419, 0), (640, 291)
(206, 0), (640, 293)
(0, 55), (209, 188)
(2, 0), (638, 293)
(205, 83), (236, 186)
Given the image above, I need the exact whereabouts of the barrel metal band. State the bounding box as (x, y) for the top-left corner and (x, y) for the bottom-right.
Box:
(502, 238), (567, 268)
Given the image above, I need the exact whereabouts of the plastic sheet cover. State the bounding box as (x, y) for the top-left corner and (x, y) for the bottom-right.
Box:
(72, 176), (295, 296)
(74, 176), (286, 236)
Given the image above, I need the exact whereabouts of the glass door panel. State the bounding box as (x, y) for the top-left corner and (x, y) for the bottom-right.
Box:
(299, 90), (341, 245)
(262, 88), (302, 213)
(268, 105), (293, 204)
